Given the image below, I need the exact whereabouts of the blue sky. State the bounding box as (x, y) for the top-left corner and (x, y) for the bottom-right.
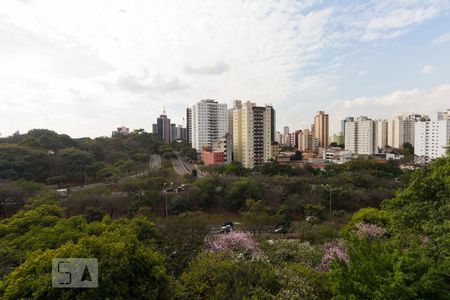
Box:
(0, 0), (449, 137)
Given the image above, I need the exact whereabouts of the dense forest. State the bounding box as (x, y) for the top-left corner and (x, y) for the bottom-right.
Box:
(0, 129), (448, 299)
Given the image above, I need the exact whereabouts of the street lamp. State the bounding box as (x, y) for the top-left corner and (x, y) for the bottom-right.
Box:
(163, 182), (168, 217)
(321, 184), (342, 216)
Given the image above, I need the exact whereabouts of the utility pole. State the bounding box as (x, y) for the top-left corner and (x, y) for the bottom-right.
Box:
(163, 182), (168, 217)
(321, 184), (342, 216)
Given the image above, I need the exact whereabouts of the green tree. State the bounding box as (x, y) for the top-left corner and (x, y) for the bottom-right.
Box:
(177, 252), (281, 299)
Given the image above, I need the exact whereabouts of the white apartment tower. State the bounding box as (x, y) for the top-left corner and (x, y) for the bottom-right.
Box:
(191, 99), (228, 152)
(374, 119), (388, 151)
(387, 114), (427, 149)
(345, 116), (376, 155)
(232, 100), (274, 169)
(415, 110), (450, 161)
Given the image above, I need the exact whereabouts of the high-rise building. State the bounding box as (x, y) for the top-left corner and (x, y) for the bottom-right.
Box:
(283, 126), (290, 136)
(387, 114), (427, 149)
(298, 129), (318, 152)
(345, 116), (376, 155)
(232, 100), (274, 168)
(314, 111), (329, 148)
(374, 119), (388, 151)
(175, 124), (187, 141)
(191, 99), (228, 152)
(341, 117), (354, 139)
(152, 109), (171, 143)
(170, 123), (177, 143)
(293, 130), (302, 148)
(270, 106), (276, 142)
(186, 108), (192, 143)
(415, 110), (450, 161)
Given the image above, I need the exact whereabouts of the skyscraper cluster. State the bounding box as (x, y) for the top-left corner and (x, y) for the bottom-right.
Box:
(152, 107), (188, 143)
(340, 111), (450, 161)
(186, 99), (275, 168)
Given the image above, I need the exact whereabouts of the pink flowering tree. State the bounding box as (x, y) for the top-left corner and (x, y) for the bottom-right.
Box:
(354, 222), (387, 239)
(205, 230), (265, 260)
(317, 239), (348, 271)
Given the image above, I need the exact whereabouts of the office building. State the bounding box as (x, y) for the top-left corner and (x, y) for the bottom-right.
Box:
(232, 100), (274, 168)
(152, 109), (171, 143)
(415, 110), (450, 161)
(191, 99), (228, 152)
(314, 111), (329, 148)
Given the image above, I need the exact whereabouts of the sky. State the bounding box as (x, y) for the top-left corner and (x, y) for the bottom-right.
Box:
(1, 0), (450, 138)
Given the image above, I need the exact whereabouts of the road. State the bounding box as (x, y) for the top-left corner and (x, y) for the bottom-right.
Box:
(172, 156), (190, 175)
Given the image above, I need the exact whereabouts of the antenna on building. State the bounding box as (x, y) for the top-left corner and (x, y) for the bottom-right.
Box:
(163, 105), (166, 114)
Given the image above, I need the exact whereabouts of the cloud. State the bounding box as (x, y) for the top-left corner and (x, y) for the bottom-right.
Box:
(184, 62), (230, 75)
(341, 84), (450, 113)
(421, 65), (435, 75)
(431, 32), (450, 46)
(117, 73), (189, 94)
(361, 7), (438, 41)
(0, 0), (449, 137)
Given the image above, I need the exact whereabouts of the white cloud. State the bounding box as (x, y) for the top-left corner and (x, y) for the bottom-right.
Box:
(0, 0), (449, 137)
(329, 84), (450, 133)
(431, 32), (450, 46)
(421, 65), (435, 75)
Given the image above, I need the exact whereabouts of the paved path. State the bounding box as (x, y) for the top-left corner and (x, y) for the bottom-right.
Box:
(172, 156), (190, 175)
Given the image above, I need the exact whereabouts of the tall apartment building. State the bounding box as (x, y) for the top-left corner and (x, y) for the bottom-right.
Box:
(415, 110), (450, 161)
(232, 100), (274, 168)
(298, 129), (318, 152)
(387, 114), (428, 149)
(341, 117), (354, 139)
(314, 111), (329, 148)
(152, 109), (171, 143)
(186, 108), (192, 143)
(283, 126), (290, 136)
(191, 99), (228, 152)
(374, 119), (388, 151)
(345, 116), (376, 155)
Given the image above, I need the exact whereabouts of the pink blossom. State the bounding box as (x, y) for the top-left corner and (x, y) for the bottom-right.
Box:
(354, 222), (387, 239)
(317, 239), (348, 271)
(205, 230), (264, 260)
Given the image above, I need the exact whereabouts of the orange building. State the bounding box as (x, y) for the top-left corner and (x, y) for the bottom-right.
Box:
(201, 147), (225, 166)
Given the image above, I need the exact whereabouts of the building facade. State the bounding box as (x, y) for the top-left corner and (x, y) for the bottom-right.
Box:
(153, 110), (171, 143)
(374, 119), (388, 152)
(415, 110), (450, 161)
(298, 129), (317, 152)
(191, 99), (228, 152)
(186, 108), (192, 143)
(314, 111), (329, 148)
(345, 116), (376, 155)
(232, 100), (274, 168)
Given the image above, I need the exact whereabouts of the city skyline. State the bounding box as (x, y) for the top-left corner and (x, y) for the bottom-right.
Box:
(1, 1), (450, 138)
